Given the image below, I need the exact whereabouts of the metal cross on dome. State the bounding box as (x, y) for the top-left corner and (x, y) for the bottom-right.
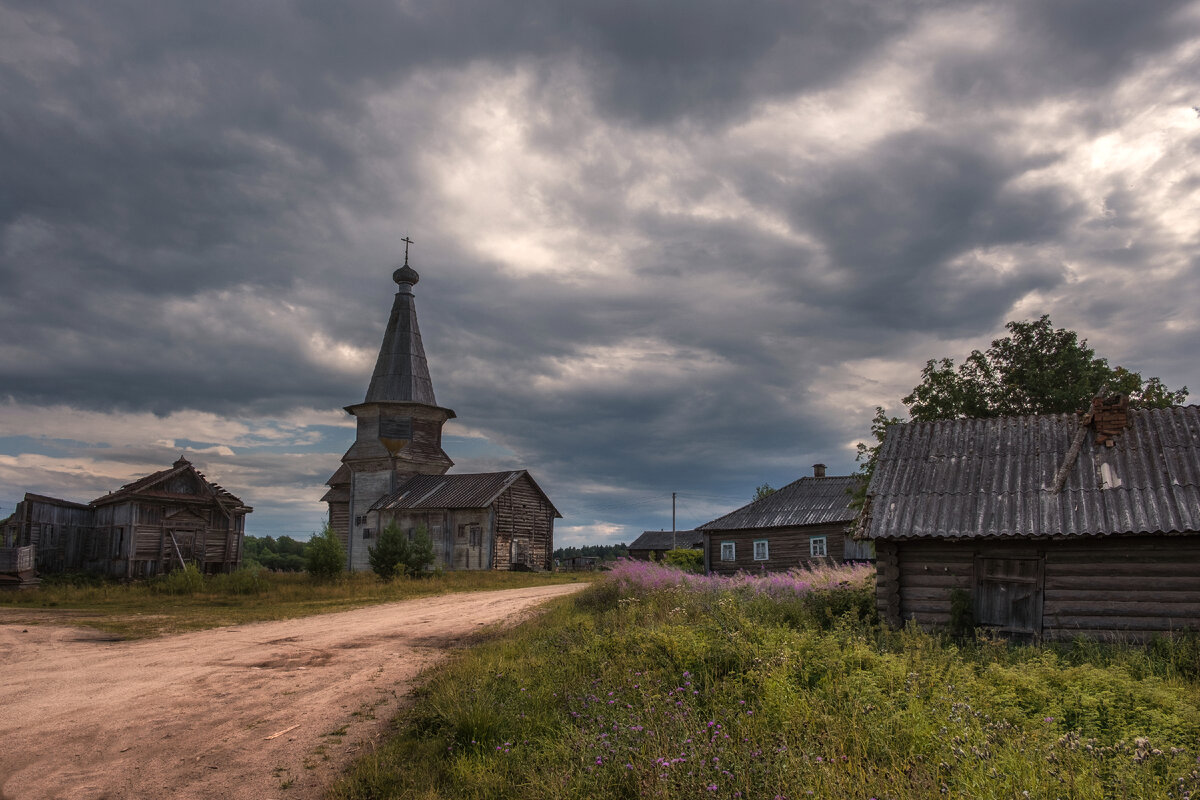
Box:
(401, 235), (414, 266)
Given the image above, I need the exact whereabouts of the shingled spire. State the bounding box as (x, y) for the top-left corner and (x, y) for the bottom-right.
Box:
(364, 255), (437, 404)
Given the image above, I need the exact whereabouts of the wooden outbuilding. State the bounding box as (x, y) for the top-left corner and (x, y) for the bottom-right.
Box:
(698, 464), (871, 575)
(0, 457), (251, 582)
(323, 254), (560, 571)
(859, 399), (1200, 641)
(628, 530), (703, 561)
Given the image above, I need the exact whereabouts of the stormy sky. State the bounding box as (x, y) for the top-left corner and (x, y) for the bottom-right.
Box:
(2, 0), (1198, 546)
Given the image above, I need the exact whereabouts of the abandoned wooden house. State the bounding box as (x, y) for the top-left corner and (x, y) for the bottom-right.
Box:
(698, 464), (871, 575)
(323, 255), (560, 571)
(0, 457), (251, 584)
(627, 530), (703, 561)
(860, 398), (1200, 641)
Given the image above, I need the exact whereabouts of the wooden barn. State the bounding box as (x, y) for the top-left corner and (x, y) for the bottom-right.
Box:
(323, 254), (560, 571)
(628, 530), (703, 561)
(0, 457), (251, 582)
(368, 470), (559, 571)
(860, 398), (1200, 641)
(698, 464), (871, 575)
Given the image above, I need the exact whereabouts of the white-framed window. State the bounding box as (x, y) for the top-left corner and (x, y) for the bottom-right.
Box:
(809, 536), (827, 557)
(720, 541), (736, 561)
(753, 539), (769, 560)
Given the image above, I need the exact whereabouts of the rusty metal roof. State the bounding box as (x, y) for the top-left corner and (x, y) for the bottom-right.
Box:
(698, 475), (859, 531)
(863, 405), (1200, 540)
(629, 530), (704, 550)
(372, 470), (562, 517)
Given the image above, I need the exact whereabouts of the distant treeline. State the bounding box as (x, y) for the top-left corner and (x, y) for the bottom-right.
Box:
(552, 543), (629, 562)
(242, 535), (309, 572)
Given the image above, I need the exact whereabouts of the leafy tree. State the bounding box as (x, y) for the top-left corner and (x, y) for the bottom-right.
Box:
(752, 483), (776, 502)
(852, 316), (1186, 511)
(306, 525), (345, 580)
(552, 544), (629, 562)
(903, 315), (1187, 421)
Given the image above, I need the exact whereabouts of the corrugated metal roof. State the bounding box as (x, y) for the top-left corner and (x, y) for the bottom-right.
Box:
(864, 405), (1200, 540)
(372, 470), (562, 517)
(698, 475), (859, 531)
(629, 530), (704, 550)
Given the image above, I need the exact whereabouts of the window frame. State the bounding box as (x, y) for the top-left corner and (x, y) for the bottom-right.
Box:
(753, 539), (769, 561)
(809, 536), (827, 557)
(720, 541), (736, 561)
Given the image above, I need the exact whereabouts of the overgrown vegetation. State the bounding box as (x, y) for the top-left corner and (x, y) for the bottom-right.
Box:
(0, 569), (589, 639)
(659, 548), (703, 573)
(333, 559), (1200, 800)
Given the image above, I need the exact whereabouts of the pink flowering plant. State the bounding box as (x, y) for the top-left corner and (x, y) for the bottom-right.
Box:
(335, 561), (1200, 800)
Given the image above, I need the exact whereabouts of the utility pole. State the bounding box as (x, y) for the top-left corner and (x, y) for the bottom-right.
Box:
(672, 492), (676, 550)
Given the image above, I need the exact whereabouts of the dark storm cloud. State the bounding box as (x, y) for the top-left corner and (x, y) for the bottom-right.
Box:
(790, 131), (1075, 331)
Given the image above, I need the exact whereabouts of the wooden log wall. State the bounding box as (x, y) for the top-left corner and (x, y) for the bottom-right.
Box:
(493, 476), (554, 571)
(880, 535), (1200, 641)
(705, 523), (849, 576)
(1041, 536), (1200, 641)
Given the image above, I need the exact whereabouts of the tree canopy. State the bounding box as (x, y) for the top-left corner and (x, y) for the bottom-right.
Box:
(752, 483), (776, 502)
(903, 315), (1187, 421)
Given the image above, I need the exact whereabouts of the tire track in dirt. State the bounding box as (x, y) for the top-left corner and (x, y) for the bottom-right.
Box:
(0, 583), (583, 800)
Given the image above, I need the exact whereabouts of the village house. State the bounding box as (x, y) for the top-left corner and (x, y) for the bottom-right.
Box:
(323, 254), (560, 571)
(627, 530), (703, 561)
(698, 464), (871, 575)
(859, 397), (1200, 641)
(0, 457), (251, 585)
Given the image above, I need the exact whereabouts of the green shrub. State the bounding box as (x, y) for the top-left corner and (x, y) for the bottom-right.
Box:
(370, 522), (436, 580)
(370, 522), (411, 580)
(306, 525), (346, 580)
(660, 548), (704, 572)
(153, 562), (204, 595)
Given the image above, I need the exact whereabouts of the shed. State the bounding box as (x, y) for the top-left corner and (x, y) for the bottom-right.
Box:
(698, 464), (869, 575)
(370, 470), (560, 571)
(628, 530), (703, 561)
(0, 457), (251, 581)
(860, 399), (1200, 641)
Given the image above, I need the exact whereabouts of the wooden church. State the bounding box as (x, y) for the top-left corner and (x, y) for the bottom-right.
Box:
(322, 255), (559, 572)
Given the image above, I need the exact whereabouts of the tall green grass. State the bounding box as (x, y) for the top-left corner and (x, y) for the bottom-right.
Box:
(332, 560), (1200, 800)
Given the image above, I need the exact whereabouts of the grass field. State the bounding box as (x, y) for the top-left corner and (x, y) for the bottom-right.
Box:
(0, 567), (593, 639)
(330, 560), (1200, 800)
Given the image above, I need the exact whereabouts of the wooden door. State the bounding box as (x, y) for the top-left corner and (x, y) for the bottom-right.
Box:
(975, 555), (1044, 636)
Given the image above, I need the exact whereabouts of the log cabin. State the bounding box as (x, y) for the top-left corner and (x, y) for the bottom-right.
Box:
(323, 254), (560, 571)
(698, 464), (871, 575)
(628, 530), (703, 561)
(859, 398), (1200, 641)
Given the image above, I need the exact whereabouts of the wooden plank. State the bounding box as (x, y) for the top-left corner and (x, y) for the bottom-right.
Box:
(1045, 615), (1200, 632)
(1046, 575), (1200, 591)
(1045, 590), (1200, 604)
(899, 573), (973, 589)
(1045, 562), (1200, 577)
(1046, 602), (1200, 617)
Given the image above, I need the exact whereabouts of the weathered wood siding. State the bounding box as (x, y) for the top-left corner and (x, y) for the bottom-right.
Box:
(493, 476), (554, 571)
(878, 535), (1200, 641)
(705, 523), (850, 576)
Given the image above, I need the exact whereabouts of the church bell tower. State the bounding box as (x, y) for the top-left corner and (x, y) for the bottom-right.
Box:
(322, 246), (455, 569)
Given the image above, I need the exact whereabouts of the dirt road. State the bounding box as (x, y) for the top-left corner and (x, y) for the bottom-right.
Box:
(0, 583), (584, 800)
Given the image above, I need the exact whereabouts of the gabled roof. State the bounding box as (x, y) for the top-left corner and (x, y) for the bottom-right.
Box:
(629, 530), (703, 550)
(90, 457), (249, 511)
(371, 470), (562, 517)
(698, 475), (859, 531)
(863, 405), (1200, 541)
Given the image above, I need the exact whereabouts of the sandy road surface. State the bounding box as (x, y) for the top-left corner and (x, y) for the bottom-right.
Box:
(0, 584), (584, 800)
